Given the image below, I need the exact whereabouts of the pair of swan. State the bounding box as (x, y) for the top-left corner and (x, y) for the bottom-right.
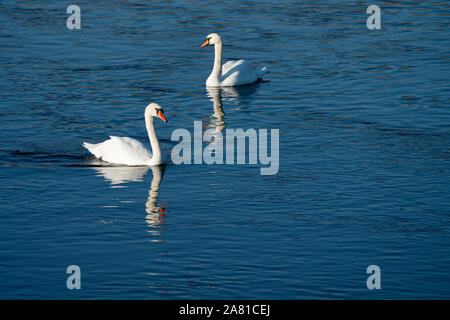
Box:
(83, 33), (267, 166)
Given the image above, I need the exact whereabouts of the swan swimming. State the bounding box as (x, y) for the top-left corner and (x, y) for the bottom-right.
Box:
(201, 33), (268, 87)
(83, 103), (167, 166)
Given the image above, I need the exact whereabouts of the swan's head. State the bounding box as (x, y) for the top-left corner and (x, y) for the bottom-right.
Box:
(146, 103), (167, 123)
(201, 33), (221, 47)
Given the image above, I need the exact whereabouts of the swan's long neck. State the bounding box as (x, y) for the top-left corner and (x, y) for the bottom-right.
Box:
(210, 40), (223, 83)
(145, 112), (161, 165)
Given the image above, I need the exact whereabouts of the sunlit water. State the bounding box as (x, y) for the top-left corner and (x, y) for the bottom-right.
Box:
(0, 0), (449, 299)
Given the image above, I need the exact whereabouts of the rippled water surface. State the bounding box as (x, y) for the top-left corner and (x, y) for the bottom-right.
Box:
(1, 0), (449, 299)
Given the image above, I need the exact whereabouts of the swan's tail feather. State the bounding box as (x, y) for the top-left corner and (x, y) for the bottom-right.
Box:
(82, 142), (99, 158)
(258, 66), (269, 79)
(82, 142), (94, 150)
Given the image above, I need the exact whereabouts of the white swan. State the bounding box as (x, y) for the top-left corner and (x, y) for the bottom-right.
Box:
(82, 103), (167, 166)
(201, 33), (268, 87)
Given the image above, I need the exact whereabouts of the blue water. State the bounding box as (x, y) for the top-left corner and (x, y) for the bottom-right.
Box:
(1, 0), (449, 299)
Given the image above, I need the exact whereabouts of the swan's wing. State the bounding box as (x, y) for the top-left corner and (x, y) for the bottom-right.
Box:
(222, 60), (240, 75)
(221, 59), (265, 86)
(83, 136), (152, 165)
(109, 136), (151, 154)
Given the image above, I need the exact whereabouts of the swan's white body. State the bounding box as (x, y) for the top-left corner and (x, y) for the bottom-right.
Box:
(83, 103), (167, 166)
(83, 136), (156, 166)
(202, 33), (268, 87)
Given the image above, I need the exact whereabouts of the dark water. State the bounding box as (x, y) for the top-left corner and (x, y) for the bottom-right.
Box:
(1, 0), (449, 299)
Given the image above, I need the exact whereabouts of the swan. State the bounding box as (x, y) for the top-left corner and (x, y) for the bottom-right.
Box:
(201, 33), (268, 87)
(82, 103), (167, 166)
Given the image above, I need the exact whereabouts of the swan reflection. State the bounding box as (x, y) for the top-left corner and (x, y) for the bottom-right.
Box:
(92, 164), (150, 185)
(91, 164), (167, 237)
(145, 165), (166, 237)
(205, 86), (226, 132)
(205, 83), (260, 132)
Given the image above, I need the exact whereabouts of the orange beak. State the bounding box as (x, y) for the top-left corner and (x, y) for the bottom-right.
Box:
(201, 38), (210, 47)
(157, 110), (167, 123)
